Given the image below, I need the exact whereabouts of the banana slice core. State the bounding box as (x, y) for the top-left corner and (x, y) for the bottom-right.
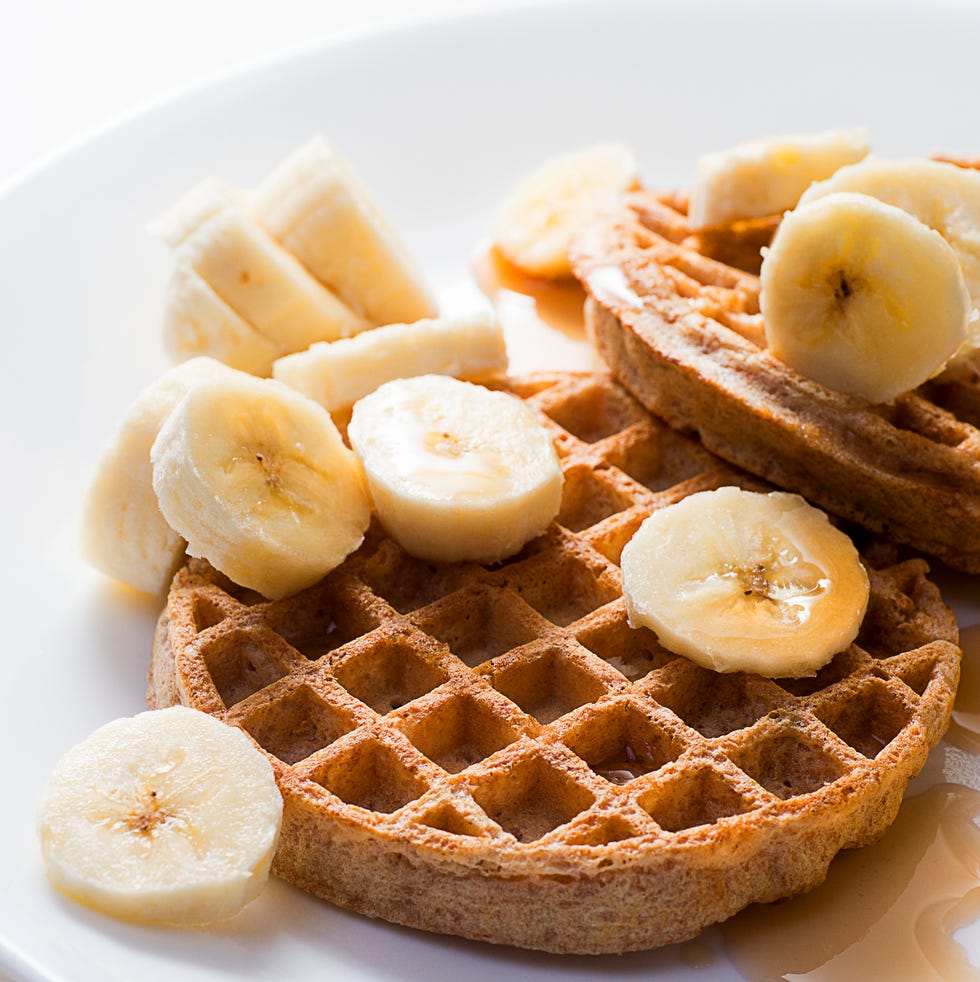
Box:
(620, 487), (870, 677)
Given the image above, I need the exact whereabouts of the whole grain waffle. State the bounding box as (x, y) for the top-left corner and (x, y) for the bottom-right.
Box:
(570, 190), (980, 573)
(148, 372), (960, 954)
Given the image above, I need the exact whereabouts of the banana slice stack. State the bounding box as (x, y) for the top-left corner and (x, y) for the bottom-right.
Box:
(81, 136), (524, 601)
(154, 136), (437, 376)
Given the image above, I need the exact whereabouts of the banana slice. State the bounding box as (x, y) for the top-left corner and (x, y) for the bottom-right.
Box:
(759, 191), (970, 403)
(37, 705), (282, 926)
(347, 375), (562, 564)
(151, 372), (371, 599)
(79, 356), (235, 595)
(147, 178), (250, 248)
(798, 156), (980, 366)
(688, 127), (869, 230)
(620, 487), (869, 677)
(251, 136), (438, 326)
(173, 198), (367, 353)
(493, 142), (639, 279)
(273, 311), (507, 413)
(161, 263), (283, 376)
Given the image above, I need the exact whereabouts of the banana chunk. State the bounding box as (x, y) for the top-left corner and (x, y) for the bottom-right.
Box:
(621, 487), (870, 678)
(161, 263), (283, 376)
(273, 311), (507, 413)
(37, 705), (282, 926)
(152, 178), (367, 373)
(798, 157), (980, 367)
(147, 178), (249, 249)
(151, 373), (371, 599)
(252, 136), (437, 326)
(760, 191), (970, 403)
(348, 375), (563, 564)
(174, 199), (367, 351)
(493, 142), (639, 279)
(688, 127), (869, 229)
(79, 356), (236, 595)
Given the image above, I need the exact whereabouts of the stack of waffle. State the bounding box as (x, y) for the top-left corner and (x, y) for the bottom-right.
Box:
(570, 190), (980, 573)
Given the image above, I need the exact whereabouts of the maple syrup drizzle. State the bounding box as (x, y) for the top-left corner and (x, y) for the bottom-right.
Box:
(470, 243), (605, 374)
(721, 623), (980, 980)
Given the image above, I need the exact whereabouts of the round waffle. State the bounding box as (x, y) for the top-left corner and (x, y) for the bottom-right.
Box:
(149, 372), (959, 954)
(569, 190), (980, 573)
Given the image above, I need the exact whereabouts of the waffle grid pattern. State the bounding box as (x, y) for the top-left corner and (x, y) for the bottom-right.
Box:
(152, 373), (959, 953)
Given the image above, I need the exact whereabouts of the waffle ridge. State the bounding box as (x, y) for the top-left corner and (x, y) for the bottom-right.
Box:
(149, 372), (960, 954)
(570, 190), (980, 573)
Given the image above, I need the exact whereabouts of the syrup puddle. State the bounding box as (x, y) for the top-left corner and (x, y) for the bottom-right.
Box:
(722, 623), (980, 981)
(470, 243), (605, 374)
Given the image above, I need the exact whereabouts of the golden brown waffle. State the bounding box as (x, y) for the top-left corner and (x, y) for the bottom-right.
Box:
(148, 372), (960, 954)
(570, 190), (980, 573)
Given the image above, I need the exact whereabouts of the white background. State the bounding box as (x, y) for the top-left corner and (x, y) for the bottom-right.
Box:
(0, 0), (513, 189)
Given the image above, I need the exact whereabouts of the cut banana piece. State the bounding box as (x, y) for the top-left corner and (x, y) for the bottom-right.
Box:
(151, 372), (371, 599)
(760, 191), (970, 403)
(348, 375), (562, 564)
(493, 142), (639, 279)
(688, 127), (869, 229)
(798, 156), (980, 366)
(147, 178), (250, 248)
(173, 197), (367, 353)
(37, 705), (282, 926)
(273, 311), (507, 413)
(79, 356), (236, 595)
(621, 487), (870, 677)
(251, 136), (437, 326)
(161, 263), (283, 376)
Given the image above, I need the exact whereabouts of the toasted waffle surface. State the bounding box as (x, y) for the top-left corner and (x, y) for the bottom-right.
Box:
(149, 372), (959, 954)
(570, 191), (980, 573)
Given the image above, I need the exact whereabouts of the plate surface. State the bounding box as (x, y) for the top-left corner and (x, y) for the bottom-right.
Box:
(2, 1), (980, 979)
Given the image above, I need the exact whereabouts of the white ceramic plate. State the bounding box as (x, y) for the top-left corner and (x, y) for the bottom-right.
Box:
(3, 1), (980, 979)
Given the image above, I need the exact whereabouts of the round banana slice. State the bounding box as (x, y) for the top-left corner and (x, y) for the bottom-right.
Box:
(620, 487), (870, 677)
(151, 373), (371, 599)
(798, 156), (980, 368)
(348, 375), (563, 564)
(37, 706), (282, 926)
(79, 356), (236, 595)
(760, 191), (970, 403)
(493, 142), (639, 279)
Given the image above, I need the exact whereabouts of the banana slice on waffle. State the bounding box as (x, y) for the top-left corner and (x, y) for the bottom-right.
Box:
(149, 372), (960, 954)
(570, 190), (980, 573)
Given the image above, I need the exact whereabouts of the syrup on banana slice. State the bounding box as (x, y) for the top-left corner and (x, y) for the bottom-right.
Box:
(621, 487), (870, 677)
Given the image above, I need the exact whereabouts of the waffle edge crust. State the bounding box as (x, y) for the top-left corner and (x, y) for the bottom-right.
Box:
(148, 373), (960, 955)
(570, 190), (980, 574)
